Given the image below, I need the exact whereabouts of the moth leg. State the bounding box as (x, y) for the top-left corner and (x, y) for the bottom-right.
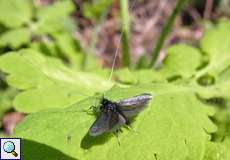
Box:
(85, 105), (97, 115)
(90, 105), (98, 111)
(124, 119), (133, 130)
(114, 130), (121, 146)
(124, 124), (139, 135)
(87, 95), (101, 114)
(118, 128), (123, 133)
(125, 119), (130, 125)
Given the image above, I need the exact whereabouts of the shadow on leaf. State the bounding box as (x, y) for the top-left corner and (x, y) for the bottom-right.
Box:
(81, 132), (112, 149)
(22, 139), (78, 160)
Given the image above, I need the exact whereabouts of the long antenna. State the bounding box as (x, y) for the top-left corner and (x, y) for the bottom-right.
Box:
(107, 0), (138, 82)
(108, 33), (123, 82)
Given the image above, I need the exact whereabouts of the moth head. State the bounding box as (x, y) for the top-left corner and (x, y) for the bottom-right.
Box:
(100, 97), (111, 106)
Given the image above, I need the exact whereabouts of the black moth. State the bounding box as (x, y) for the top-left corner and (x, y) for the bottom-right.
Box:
(89, 93), (153, 136)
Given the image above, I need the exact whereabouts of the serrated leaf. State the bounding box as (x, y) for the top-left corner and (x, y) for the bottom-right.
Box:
(192, 22), (230, 99)
(0, 28), (31, 48)
(14, 84), (216, 160)
(0, 49), (112, 113)
(206, 98), (230, 143)
(160, 44), (202, 79)
(198, 21), (230, 78)
(0, 0), (33, 28)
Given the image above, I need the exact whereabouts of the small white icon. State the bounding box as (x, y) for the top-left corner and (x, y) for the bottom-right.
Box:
(1, 138), (21, 160)
(3, 141), (18, 157)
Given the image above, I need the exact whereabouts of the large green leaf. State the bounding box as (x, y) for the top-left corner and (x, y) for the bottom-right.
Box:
(0, 49), (112, 113)
(0, 0), (33, 28)
(14, 84), (216, 160)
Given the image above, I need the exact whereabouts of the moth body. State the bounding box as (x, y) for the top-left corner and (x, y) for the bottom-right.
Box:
(89, 93), (153, 136)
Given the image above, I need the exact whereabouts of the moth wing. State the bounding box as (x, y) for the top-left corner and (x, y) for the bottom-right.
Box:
(117, 93), (153, 118)
(89, 111), (126, 136)
(109, 112), (126, 131)
(89, 112), (110, 136)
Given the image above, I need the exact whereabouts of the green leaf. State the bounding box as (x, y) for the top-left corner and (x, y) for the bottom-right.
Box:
(83, 53), (103, 72)
(218, 66), (230, 82)
(206, 98), (230, 143)
(0, 28), (31, 48)
(36, 1), (74, 21)
(14, 83), (216, 160)
(0, 88), (17, 126)
(160, 44), (202, 79)
(203, 139), (230, 160)
(0, 49), (112, 113)
(36, 1), (75, 34)
(83, 0), (112, 20)
(191, 67), (230, 100)
(54, 33), (83, 69)
(22, 139), (77, 160)
(29, 40), (59, 57)
(36, 16), (75, 34)
(0, 0), (33, 28)
(191, 22), (230, 99)
(115, 68), (138, 84)
(198, 21), (230, 79)
(116, 45), (202, 84)
(116, 57), (205, 84)
(201, 21), (230, 63)
(115, 68), (164, 84)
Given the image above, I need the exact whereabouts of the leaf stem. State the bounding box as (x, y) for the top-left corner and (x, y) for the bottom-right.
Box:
(149, 0), (187, 68)
(120, 0), (130, 67)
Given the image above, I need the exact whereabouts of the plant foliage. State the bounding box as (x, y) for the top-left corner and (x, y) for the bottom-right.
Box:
(0, 1), (229, 160)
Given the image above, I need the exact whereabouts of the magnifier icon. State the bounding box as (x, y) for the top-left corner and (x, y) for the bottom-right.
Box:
(3, 141), (18, 157)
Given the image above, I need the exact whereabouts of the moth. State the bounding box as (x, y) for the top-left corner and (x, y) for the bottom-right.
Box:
(89, 93), (153, 136)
